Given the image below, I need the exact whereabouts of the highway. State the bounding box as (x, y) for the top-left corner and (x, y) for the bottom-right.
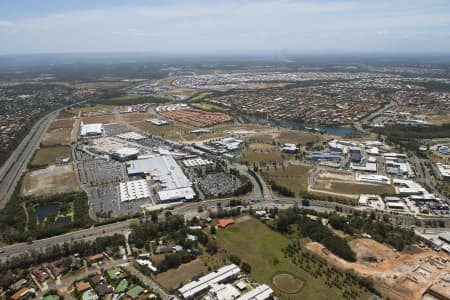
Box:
(0, 102), (84, 209)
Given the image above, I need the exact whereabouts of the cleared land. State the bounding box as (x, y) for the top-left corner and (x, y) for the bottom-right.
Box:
(82, 115), (118, 124)
(21, 164), (81, 197)
(42, 119), (75, 146)
(218, 218), (371, 300)
(261, 165), (312, 196)
(248, 143), (276, 151)
(240, 152), (293, 165)
(159, 109), (232, 127)
(327, 182), (396, 196)
(30, 146), (72, 167)
(250, 131), (321, 145)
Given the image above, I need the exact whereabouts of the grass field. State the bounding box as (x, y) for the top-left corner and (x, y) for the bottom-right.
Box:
(248, 143), (276, 151)
(261, 165), (312, 196)
(218, 218), (372, 300)
(82, 115), (118, 124)
(155, 258), (208, 291)
(109, 95), (144, 102)
(251, 131), (321, 145)
(240, 151), (293, 165)
(426, 115), (450, 125)
(190, 92), (213, 101)
(191, 102), (229, 112)
(31, 146), (72, 167)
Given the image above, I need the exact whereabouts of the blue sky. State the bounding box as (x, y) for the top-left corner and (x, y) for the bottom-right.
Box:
(1, 0), (450, 55)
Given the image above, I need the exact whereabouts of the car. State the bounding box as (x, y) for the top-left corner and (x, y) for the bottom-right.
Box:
(0, 250), (5, 254)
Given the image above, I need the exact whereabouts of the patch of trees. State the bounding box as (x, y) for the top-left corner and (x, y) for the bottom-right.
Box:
(0, 234), (125, 275)
(247, 169), (263, 194)
(273, 207), (356, 262)
(372, 123), (450, 152)
(233, 175), (253, 196)
(269, 180), (295, 197)
(129, 214), (186, 249)
(156, 252), (198, 272)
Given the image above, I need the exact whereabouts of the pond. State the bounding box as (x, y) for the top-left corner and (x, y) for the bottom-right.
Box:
(56, 216), (72, 224)
(35, 204), (59, 223)
(278, 120), (363, 137)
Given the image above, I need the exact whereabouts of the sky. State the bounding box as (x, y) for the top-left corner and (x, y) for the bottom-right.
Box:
(1, 0), (450, 55)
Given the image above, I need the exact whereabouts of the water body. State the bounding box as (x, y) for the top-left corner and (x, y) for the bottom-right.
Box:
(35, 204), (59, 223)
(278, 120), (363, 137)
(56, 216), (72, 224)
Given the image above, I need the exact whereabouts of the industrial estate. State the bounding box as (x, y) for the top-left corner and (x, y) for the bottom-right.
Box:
(0, 55), (450, 300)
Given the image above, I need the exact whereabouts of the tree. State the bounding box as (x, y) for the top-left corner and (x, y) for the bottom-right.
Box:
(241, 262), (252, 273)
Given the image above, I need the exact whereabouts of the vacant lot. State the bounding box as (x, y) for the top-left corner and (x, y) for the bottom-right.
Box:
(218, 218), (369, 299)
(42, 128), (73, 146)
(248, 143), (276, 151)
(41, 119), (75, 146)
(155, 258), (208, 291)
(82, 115), (117, 124)
(21, 165), (81, 197)
(30, 146), (72, 167)
(350, 238), (397, 263)
(261, 165), (312, 196)
(240, 151), (293, 165)
(130, 121), (188, 139)
(326, 182), (396, 196)
(251, 130), (321, 145)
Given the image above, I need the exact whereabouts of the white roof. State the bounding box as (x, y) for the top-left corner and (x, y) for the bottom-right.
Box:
(119, 180), (150, 202)
(158, 187), (196, 202)
(393, 179), (426, 195)
(351, 162), (377, 172)
(111, 147), (140, 157)
(183, 158), (213, 167)
(116, 131), (146, 140)
(179, 264), (240, 299)
(357, 174), (391, 184)
(236, 284), (274, 300)
(209, 284), (240, 300)
(80, 123), (104, 136)
(436, 163), (450, 178)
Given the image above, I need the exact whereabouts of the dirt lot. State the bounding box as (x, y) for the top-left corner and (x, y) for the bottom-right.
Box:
(21, 164), (81, 197)
(82, 115), (118, 124)
(42, 119), (75, 146)
(307, 239), (450, 300)
(42, 128), (73, 146)
(248, 143), (276, 151)
(350, 238), (398, 263)
(261, 165), (313, 196)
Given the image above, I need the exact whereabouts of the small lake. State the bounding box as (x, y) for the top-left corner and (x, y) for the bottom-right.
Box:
(56, 216), (72, 224)
(35, 204), (59, 223)
(278, 120), (363, 137)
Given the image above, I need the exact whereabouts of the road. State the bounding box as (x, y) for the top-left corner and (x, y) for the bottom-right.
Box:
(0, 102), (84, 209)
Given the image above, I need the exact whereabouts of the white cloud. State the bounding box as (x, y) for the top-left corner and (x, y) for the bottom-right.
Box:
(0, 0), (449, 54)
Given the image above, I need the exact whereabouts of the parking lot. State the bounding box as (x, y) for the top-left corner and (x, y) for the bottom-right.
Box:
(196, 172), (243, 198)
(77, 158), (127, 186)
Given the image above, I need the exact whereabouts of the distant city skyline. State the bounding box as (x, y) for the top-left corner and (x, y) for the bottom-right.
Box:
(1, 0), (450, 55)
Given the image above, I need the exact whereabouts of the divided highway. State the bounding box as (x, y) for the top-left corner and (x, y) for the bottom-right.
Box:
(0, 102), (84, 209)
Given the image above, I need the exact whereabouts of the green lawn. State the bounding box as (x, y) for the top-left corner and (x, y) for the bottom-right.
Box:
(218, 218), (373, 300)
(191, 102), (229, 112)
(190, 92), (213, 101)
(30, 146), (72, 167)
(127, 285), (144, 299)
(115, 279), (128, 293)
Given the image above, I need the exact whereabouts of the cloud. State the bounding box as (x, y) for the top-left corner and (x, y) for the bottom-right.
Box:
(0, 0), (449, 54)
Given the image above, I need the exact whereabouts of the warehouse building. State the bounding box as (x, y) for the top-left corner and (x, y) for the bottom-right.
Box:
(178, 264), (240, 299)
(126, 156), (195, 202)
(306, 152), (342, 161)
(282, 143), (298, 154)
(80, 123), (104, 137)
(436, 163), (450, 180)
(149, 118), (169, 126)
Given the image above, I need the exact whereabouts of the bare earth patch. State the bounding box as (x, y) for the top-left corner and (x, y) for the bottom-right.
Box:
(21, 165), (81, 197)
(82, 115), (117, 124)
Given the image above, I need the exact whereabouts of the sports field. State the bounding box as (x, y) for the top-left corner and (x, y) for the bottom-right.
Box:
(218, 218), (372, 299)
